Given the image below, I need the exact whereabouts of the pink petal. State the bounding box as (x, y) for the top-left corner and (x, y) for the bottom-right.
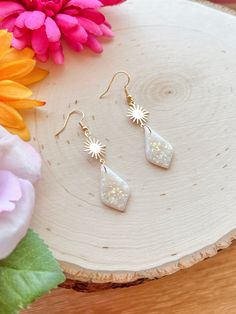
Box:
(64, 25), (88, 44)
(15, 11), (31, 28)
(65, 0), (102, 9)
(0, 170), (22, 213)
(0, 14), (17, 32)
(0, 126), (41, 184)
(100, 23), (113, 37)
(86, 34), (103, 53)
(65, 36), (84, 52)
(80, 9), (105, 24)
(24, 11), (46, 30)
(43, 1), (64, 17)
(36, 52), (49, 63)
(13, 26), (27, 39)
(55, 14), (78, 31)
(0, 178), (34, 259)
(21, 0), (36, 10)
(100, 0), (125, 4)
(62, 8), (80, 15)
(77, 17), (102, 36)
(0, 1), (24, 19)
(49, 42), (64, 64)
(12, 33), (30, 50)
(104, 20), (111, 28)
(45, 16), (61, 42)
(31, 26), (49, 54)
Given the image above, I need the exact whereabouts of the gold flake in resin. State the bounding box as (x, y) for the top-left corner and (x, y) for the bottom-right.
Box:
(127, 104), (149, 126)
(100, 165), (130, 212)
(144, 126), (173, 168)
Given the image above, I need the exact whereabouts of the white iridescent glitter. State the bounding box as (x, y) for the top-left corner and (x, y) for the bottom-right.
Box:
(100, 165), (130, 212)
(144, 126), (173, 169)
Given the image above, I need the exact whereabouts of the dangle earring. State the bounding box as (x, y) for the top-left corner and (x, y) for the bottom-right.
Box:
(100, 71), (174, 169)
(55, 110), (130, 212)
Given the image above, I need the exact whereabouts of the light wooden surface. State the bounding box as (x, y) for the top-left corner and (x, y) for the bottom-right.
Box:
(29, 0), (236, 283)
(24, 242), (236, 313)
(22, 1), (236, 313)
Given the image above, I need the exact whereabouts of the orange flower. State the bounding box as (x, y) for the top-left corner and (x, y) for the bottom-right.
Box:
(0, 30), (48, 141)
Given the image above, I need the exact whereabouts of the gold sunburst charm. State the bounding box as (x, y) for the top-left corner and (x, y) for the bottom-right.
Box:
(84, 137), (106, 160)
(127, 104), (149, 126)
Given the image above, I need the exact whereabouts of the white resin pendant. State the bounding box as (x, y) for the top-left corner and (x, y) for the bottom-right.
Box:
(144, 126), (174, 169)
(100, 165), (130, 212)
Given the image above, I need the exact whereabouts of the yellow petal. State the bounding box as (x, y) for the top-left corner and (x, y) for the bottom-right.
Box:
(0, 80), (32, 99)
(6, 125), (30, 141)
(4, 98), (45, 109)
(0, 59), (36, 81)
(17, 67), (48, 86)
(0, 101), (25, 129)
(0, 47), (35, 64)
(0, 31), (12, 60)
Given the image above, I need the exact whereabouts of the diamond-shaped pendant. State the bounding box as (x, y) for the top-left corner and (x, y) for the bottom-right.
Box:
(100, 165), (130, 212)
(144, 126), (173, 169)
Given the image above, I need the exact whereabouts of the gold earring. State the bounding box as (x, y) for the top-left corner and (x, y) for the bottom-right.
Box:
(55, 109), (130, 212)
(100, 71), (174, 169)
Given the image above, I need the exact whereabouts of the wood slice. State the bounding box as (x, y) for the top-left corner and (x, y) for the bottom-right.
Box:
(29, 0), (236, 283)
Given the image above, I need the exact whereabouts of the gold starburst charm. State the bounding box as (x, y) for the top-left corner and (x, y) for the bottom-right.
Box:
(84, 137), (106, 161)
(127, 104), (149, 126)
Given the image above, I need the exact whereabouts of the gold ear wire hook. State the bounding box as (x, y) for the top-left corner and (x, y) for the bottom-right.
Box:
(99, 71), (133, 103)
(55, 109), (89, 137)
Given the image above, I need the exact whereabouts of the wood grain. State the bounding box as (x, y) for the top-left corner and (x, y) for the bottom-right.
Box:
(30, 0), (236, 283)
(24, 241), (236, 313)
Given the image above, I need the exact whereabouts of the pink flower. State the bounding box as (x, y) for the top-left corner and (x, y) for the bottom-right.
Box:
(0, 0), (125, 64)
(0, 126), (41, 259)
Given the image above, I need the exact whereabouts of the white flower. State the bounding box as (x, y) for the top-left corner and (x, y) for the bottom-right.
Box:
(0, 126), (41, 259)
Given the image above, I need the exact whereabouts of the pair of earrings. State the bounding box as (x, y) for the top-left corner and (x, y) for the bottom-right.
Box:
(55, 71), (174, 212)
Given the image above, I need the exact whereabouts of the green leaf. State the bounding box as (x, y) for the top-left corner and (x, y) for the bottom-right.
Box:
(0, 229), (65, 314)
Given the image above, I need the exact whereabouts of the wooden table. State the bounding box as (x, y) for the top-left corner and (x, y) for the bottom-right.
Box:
(24, 242), (236, 313)
(24, 2), (236, 313)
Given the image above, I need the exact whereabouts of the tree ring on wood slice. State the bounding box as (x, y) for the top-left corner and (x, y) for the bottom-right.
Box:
(30, 0), (236, 284)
